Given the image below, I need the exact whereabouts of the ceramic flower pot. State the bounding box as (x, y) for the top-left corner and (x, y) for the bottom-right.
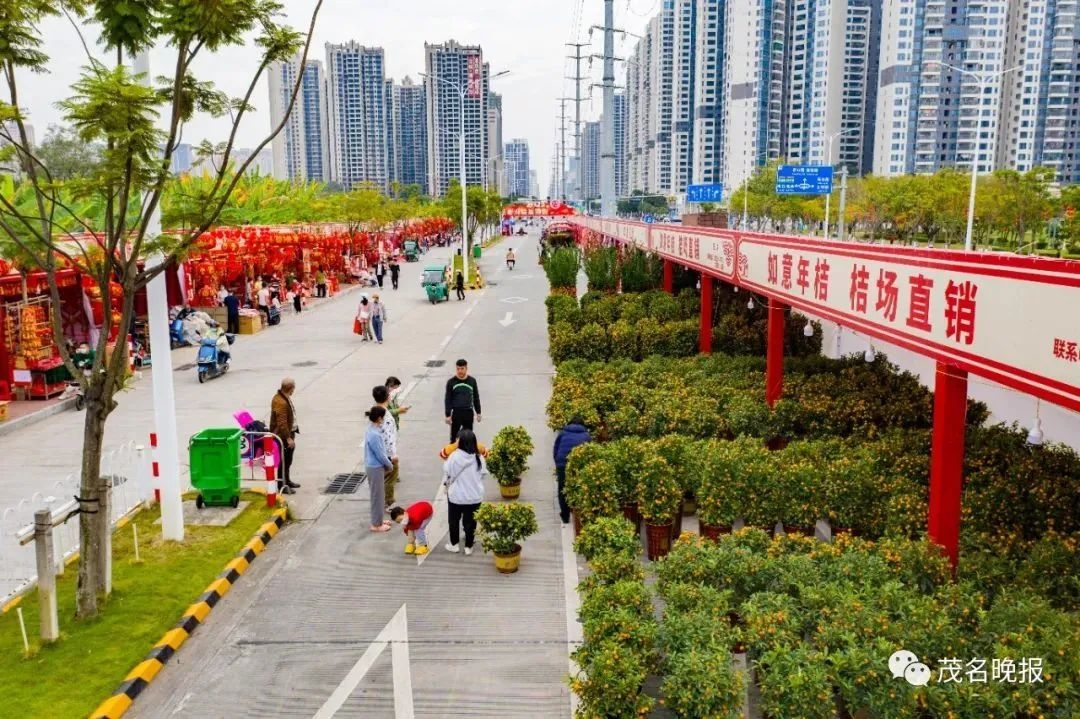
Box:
(499, 480), (522, 500)
(572, 512), (583, 538)
(621, 503), (642, 534)
(698, 523), (732, 541)
(493, 544), (522, 574)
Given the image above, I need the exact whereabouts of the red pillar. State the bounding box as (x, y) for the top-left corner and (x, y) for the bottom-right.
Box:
(699, 275), (713, 354)
(662, 260), (674, 293)
(928, 362), (969, 572)
(765, 298), (787, 407)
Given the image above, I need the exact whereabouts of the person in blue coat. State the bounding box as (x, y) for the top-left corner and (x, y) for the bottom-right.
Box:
(553, 417), (591, 524)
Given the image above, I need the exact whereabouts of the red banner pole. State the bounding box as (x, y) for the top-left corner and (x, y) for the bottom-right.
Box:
(928, 362), (969, 573)
(662, 260), (674, 294)
(699, 275), (713, 354)
(765, 298), (787, 407)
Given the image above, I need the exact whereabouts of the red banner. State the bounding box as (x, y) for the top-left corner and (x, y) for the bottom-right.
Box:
(570, 216), (1080, 414)
(466, 54), (481, 99)
(502, 201), (576, 218)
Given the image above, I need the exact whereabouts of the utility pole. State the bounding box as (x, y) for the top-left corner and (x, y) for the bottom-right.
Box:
(593, 0), (622, 217)
(566, 43), (588, 203)
(558, 97), (573, 203)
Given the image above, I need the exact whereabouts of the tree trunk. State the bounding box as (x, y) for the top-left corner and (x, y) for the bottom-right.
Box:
(76, 394), (110, 619)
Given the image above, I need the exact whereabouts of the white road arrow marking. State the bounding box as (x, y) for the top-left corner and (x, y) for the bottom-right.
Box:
(314, 604), (414, 719)
(498, 312), (517, 327)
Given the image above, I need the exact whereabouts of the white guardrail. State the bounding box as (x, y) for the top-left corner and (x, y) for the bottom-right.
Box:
(0, 440), (149, 605)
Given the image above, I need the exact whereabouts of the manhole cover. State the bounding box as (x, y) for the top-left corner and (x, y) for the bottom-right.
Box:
(292, 361), (317, 367)
(175, 363), (195, 371)
(425, 360), (446, 367)
(324, 473), (365, 495)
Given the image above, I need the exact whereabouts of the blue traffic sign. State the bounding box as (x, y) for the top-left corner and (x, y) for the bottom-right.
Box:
(775, 165), (834, 195)
(686, 183), (723, 203)
(643, 214), (655, 224)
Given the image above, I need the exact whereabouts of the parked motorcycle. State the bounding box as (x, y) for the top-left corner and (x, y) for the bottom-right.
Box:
(196, 329), (235, 383)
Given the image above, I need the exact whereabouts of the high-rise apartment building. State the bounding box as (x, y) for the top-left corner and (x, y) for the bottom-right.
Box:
(424, 41), (491, 196)
(723, 0), (788, 196)
(692, 0), (726, 188)
(613, 92), (629, 198)
(529, 170), (540, 199)
(170, 143), (194, 174)
(268, 58), (306, 181)
(487, 92), (505, 194)
(392, 77), (429, 190)
(505, 139), (530, 198)
(268, 56), (329, 183)
(326, 42), (390, 191)
(672, 0), (697, 194)
(582, 121), (601, 200)
(626, 21), (654, 193)
(385, 79), (398, 187)
(874, 0), (1009, 177)
(998, 0), (1080, 183)
(785, 0), (880, 175)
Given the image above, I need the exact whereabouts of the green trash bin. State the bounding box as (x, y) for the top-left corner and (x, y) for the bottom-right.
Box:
(472, 244), (481, 259)
(189, 428), (243, 508)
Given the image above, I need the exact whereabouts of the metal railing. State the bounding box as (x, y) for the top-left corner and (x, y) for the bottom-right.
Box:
(1, 440), (147, 605)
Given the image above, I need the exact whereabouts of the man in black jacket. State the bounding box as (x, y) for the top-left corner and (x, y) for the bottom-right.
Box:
(444, 359), (481, 442)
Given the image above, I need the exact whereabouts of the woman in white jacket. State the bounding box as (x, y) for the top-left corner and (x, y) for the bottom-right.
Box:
(443, 429), (488, 555)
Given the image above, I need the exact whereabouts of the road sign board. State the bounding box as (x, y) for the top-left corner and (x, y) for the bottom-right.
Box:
(643, 214), (655, 224)
(775, 165), (833, 195)
(686, 183), (723, 203)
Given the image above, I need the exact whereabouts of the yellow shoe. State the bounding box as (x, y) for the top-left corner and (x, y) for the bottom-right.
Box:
(404, 543), (415, 555)
(414, 545), (429, 556)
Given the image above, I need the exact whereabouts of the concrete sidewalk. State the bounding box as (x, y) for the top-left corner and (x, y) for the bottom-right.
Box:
(124, 231), (575, 718)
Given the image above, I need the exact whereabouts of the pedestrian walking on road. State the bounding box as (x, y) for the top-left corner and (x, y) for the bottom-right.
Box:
(370, 293), (387, 344)
(506, 248), (516, 270)
(270, 378), (301, 494)
(390, 500), (434, 555)
(389, 259), (400, 290)
(373, 385), (399, 507)
(553, 417), (591, 524)
(315, 269), (327, 298)
(364, 405), (394, 532)
(257, 284), (272, 325)
(454, 270), (465, 300)
(375, 260), (387, 288)
(443, 429), (487, 555)
(444, 358), (481, 442)
(357, 296), (374, 341)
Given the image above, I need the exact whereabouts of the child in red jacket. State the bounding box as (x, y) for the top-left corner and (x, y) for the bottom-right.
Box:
(389, 500), (434, 555)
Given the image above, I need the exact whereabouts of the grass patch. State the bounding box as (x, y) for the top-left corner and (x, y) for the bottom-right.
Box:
(0, 492), (279, 718)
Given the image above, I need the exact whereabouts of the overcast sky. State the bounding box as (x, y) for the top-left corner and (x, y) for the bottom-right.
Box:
(16, 0), (656, 194)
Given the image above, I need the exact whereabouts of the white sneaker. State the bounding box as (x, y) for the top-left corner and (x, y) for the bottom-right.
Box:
(464, 546), (473, 556)
(445, 542), (460, 553)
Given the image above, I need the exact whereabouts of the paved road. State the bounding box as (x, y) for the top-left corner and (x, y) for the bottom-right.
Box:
(124, 230), (577, 718)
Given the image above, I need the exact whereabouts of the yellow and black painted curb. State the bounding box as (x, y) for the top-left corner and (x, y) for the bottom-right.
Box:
(89, 507), (288, 719)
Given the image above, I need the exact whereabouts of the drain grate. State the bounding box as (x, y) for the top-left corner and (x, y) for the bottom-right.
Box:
(324, 473), (366, 494)
(425, 360), (446, 367)
(292, 361), (317, 367)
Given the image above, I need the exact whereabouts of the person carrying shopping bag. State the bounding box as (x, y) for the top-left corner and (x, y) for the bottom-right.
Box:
(443, 429), (487, 555)
(356, 296), (374, 341)
(364, 406), (394, 532)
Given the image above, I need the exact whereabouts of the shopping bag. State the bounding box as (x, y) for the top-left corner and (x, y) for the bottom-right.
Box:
(353, 317), (361, 335)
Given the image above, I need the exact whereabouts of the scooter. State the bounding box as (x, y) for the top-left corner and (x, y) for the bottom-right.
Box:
(169, 318), (185, 348)
(196, 330), (235, 383)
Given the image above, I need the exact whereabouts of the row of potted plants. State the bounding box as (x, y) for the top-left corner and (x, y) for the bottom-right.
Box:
(470, 425), (539, 574)
(546, 354), (990, 443)
(546, 290), (823, 363)
(651, 531), (1079, 719)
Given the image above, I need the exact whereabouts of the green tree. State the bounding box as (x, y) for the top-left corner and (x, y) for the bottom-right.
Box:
(442, 180), (502, 249)
(17, 124), (104, 180)
(0, 0), (323, 620)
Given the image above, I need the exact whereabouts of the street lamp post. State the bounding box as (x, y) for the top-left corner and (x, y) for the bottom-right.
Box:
(822, 128), (858, 240)
(928, 61), (1022, 251)
(423, 69), (508, 288)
